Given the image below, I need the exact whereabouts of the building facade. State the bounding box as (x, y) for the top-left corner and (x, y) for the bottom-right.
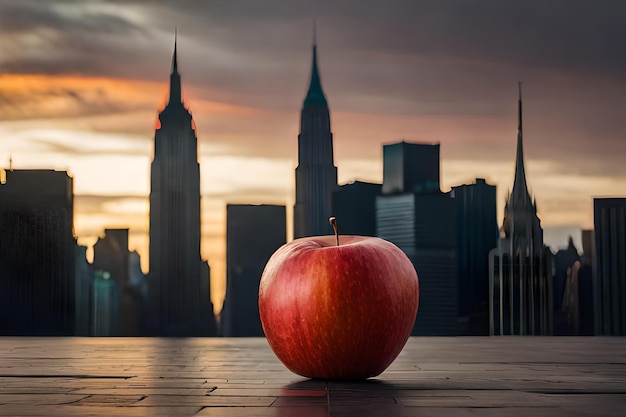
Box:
(293, 37), (338, 238)
(0, 169), (76, 335)
(222, 204), (286, 336)
(148, 38), (214, 336)
(593, 198), (626, 335)
(489, 85), (553, 336)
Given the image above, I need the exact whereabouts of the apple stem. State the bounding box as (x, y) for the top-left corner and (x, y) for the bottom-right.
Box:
(329, 217), (339, 246)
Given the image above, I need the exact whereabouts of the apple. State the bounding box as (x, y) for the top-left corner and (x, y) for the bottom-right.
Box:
(258, 217), (419, 380)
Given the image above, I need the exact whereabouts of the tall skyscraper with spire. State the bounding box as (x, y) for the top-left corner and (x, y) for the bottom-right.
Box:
(489, 83), (553, 336)
(294, 29), (338, 238)
(148, 36), (215, 336)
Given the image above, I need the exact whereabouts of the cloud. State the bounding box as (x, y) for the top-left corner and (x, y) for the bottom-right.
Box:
(130, 0), (626, 80)
(30, 137), (147, 157)
(0, 1), (159, 78)
(206, 187), (290, 204)
(3, 1), (624, 97)
(0, 75), (160, 121)
(0, 1), (144, 35)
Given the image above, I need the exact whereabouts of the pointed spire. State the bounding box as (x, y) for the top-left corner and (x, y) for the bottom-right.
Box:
(172, 27), (178, 73)
(168, 29), (182, 105)
(303, 22), (327, 107)
(510, 81), (532, 208)
(518, 80), (522, 134)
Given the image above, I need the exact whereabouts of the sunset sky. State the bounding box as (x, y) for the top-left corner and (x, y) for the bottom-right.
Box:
(1, 1), (625, 312)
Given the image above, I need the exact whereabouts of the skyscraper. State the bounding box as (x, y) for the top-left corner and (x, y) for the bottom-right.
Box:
(553, 237), (581, 334)
(90, 270), (120, 337)
(573, 230), (595, 335)
(376, 142), (461, 336)
(0, 169), (75, 335)
(381, 141), (440, 195)
(148, 37), (213, 336)
(451, 178), (498, 335)
(93, 228), (148, 336)
(294, 33), (338, 238)
(332, 181), (382, 237)
(222, 204), (286, 336)
(92, 229), (128, 336)
(489, 84), (553, 336)
(75, 244), (93, 336)
(593, 198), (626, 335)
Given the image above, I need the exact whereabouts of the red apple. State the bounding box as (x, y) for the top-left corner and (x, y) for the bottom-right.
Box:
(258, 227), (419, 380)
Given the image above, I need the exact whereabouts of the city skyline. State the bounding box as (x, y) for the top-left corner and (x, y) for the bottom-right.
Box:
(1, 1), (625, 311)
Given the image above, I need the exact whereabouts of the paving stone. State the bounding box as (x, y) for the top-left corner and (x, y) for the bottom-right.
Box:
(70, 388), (214, 396)
(210, 388), (327, 397)
(410, 390), (557, 406)
(271, 397), (328, 407)
(195, 406), (329, 416)
(133, 394), (276, 407)
(330, 406), (480, 417)
(74, 394), (147, 406)
(0, 393), (89, 405)
(473, 407), (607, 417)
(0, 404), (202, 416)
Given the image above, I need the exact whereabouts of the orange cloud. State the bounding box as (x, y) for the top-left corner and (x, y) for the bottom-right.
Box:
(0, 74), (157, 120)
(0, 74), (262, 123)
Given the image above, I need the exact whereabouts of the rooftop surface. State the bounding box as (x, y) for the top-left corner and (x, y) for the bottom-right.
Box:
(0, 337), (624, 416)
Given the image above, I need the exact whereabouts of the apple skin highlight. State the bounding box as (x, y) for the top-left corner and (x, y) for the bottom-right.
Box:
(259, 235), (419, 380)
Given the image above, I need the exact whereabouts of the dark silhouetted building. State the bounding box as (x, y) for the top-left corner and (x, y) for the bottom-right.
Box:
(562, 260), (583, 335)
(92, 229), (148, 336)
(199, 260), (217, 336)
(75, 244), (93, 336)
(382, 141), (440, 195)
(332, 181), (381, 236)
(376, 141), (461, 336)
(489, 84), (553, 335)
(553, 237), (581, 334)
(90, 270), (119, 336)
(577, 230), (595, 335)
(148, 37), (215, 336)
(222, 204), (286, 336)
(93, 229), (128, 335)
(294, 35), (338, 238)
(593, 198), (626, 335)
(0, 169), (75, 335)
(554, 237), (581, 311)
(451, 178), (498, 335)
